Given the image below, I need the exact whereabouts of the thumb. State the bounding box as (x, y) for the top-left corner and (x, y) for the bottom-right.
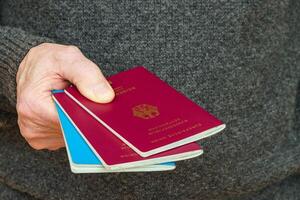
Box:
(61, 59), (115, 103)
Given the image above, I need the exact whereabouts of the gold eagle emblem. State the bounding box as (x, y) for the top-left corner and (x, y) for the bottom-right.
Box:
(132, 104), (160, 119)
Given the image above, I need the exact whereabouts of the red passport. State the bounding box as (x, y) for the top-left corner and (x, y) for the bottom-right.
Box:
(53, 92), (203, 170)
(65, 66), (225, 157)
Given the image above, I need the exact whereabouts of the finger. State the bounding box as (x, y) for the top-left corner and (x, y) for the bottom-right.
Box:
(18, 120), (62, 140)
(18, 108), (61, 135)
(60, 58), (115, 103)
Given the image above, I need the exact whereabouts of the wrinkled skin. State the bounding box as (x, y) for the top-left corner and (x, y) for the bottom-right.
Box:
(16, 43), (115, 150)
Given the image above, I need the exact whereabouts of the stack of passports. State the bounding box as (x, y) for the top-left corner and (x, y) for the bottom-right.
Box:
(53, 66), (225, 173)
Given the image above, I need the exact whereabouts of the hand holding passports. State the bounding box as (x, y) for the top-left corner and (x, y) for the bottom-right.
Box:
(53, 66), (225, 173)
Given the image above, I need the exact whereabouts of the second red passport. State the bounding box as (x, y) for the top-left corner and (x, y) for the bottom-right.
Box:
(53, 92), (203, 170)
(65, 66), (225, 157)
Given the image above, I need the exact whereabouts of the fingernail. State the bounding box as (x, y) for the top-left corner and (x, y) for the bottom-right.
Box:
(92, 82), (114, 102)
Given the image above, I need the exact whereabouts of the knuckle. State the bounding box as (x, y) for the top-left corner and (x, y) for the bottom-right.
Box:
(24, 132), (37, 141)
(29, 43), (51, 54)
(28, 141), (44, 150)
(28, 43), (60, 65)
(19, 127), (37, 140)
(38, 42), (53, 48)
(65, 45), (80, 54)
(28, 43), (55, 60)
(16, 95), (34, 118)
(16, 101), (29, 118)
(27, 47), (36, 57)
(56, 45), (82, 61)
(34, 43), (53, 51)
(17, 117), (39, 141)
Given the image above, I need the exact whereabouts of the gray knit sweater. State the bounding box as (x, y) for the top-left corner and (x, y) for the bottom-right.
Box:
(0, 1), (299, 200)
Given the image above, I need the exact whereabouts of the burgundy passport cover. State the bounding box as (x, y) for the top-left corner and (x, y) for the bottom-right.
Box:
(65, 66), (225, 157)
(53, 92), (202, 169)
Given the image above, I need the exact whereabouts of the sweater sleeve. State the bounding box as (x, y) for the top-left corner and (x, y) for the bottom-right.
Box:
(0, 26), (55, 111)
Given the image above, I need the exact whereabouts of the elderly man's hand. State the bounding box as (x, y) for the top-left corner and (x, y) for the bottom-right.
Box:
(16, 43), (115, 150)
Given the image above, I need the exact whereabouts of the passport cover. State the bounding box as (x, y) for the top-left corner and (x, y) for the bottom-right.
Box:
(65, 66), (225, 157)
(53, 91), (203, 170)
(53, 90), (176, 173)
